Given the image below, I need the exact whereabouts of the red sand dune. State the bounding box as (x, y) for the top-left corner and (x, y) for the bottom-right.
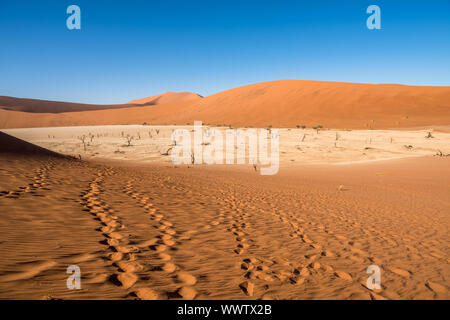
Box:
(0, 96), (136, 113)
(1, 80), (449, 129)
(0, 131), (66, 157)
(128, 91), (202, 105)
(0, 91), (201, 114)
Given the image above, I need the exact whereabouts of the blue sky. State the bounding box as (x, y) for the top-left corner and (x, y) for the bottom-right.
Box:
(0, 0), (449, 104)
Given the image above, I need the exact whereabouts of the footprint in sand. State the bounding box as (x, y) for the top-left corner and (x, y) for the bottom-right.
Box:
(133, 288), (159, 300)
(150, 244), (167, 252)
(116, 261), (143, 273)
(176, 272), (197, 286)
(158, 253), (172, 261)
(425, 281), (447, 294)
(114, 272), (138, 289)
(239, 281), (254, 296)
(334, 271), (353, 281)
(107, 252), (124, 262)
(388, 267), (411, 278)
(176, 286), (197, 300)
(294, 267), (310, 277)
(162, 263), (177, 273)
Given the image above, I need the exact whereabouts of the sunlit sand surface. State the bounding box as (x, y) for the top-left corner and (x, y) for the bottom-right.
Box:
(3, 125), (450, 165)
(0, 127), (448, 299)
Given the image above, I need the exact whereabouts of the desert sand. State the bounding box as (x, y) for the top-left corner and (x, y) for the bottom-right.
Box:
(1, 80), (450, 129)
(2, 125), (450, 165)
(0, 126), (448, 300)
(0, 80), (448, 300)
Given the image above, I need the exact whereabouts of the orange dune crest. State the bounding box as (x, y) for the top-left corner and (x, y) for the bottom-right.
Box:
(128, 91), (203, 105)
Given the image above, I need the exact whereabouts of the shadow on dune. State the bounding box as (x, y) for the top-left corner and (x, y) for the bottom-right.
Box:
(0, 131), (69, 158)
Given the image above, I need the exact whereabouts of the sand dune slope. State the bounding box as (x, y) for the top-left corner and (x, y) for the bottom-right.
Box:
(0, 96), (137, 113)
(186, 80), (450, 128)
(1, 80), (449, 129)
(0, 91), (201, 114)
(0, 144), (448, 299)
(128, 92), (202, 105)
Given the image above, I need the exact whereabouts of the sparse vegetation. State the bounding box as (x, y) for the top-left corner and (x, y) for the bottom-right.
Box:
(160, 147), (173, 156)
(125, 135), (133, 146)
(312, 125), (323, 133)
(434, 150), (450, 157)
(78, 135), (87, 151)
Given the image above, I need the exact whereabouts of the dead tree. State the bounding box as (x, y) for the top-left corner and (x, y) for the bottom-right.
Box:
(435, 150), (449, 157)
(126, 135), (133, 146)
(78, 135), (87, 151)
(160, 147), (173, 156)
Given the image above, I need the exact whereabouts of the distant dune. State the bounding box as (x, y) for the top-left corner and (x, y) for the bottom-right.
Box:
(0, 91), (201, 114)
(0, 96), (137, 113)
(1, 80), (449, 129)
(0, 131), (65, 157)
(128, 91), (203, 105)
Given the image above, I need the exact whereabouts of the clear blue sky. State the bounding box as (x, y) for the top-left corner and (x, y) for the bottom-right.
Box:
(0, 0), (449, 104)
